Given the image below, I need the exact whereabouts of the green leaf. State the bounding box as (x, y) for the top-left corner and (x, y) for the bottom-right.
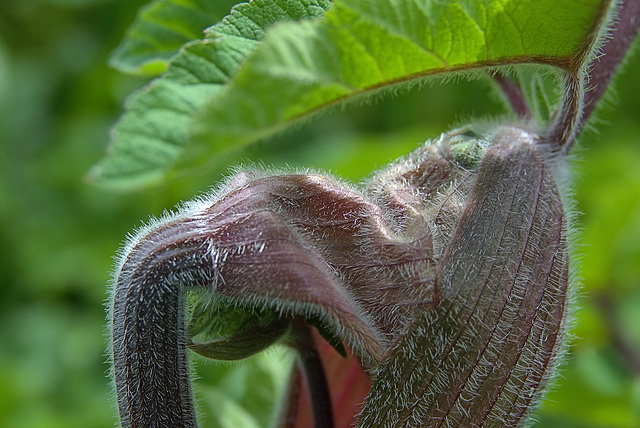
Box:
(93, 0), (610, 189)
(109, 0), (240, 75)
(191, 0), (607, 159)
(89, 0), (333, 189)
(188, 295), (290, 361)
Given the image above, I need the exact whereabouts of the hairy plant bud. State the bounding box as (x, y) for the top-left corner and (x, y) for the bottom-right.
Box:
(109, 125), (571, 428)
(359, 126), (569, 427)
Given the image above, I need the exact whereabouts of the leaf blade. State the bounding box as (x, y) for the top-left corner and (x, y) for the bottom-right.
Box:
(109, 0), (240, 75)
(89, 0), (333, 189)
(93, 0), (611, 189)
(190, 0), (608, 162)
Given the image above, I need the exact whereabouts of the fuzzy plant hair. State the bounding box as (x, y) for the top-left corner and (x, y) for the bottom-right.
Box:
(109, 123), (571, 427)
(105, 0), (640, 427)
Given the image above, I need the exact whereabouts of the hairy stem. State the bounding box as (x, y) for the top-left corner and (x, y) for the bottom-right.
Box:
(579, 0), (640, 135)
(359, 127), (569, 427)
(111, 221), (212, 428)
(548, 72), (584, 151)
(549, 0), (640, 152)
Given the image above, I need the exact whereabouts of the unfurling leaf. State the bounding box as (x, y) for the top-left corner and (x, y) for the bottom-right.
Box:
(109, 124), (571, 427)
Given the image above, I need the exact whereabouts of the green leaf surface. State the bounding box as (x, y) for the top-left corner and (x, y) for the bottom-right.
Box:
(89, 0), (332, 189)
(109, 0), (240, 75)
(192, 0), (607, 156)
(92, 0), (609, 189)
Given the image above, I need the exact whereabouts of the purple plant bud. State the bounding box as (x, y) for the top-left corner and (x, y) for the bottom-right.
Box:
(359, 126), (569, 427)
(109, 125), (571, 428)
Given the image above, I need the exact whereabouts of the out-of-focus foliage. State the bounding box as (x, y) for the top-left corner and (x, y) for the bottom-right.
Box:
(108, 0), (240, 75)
(0, 1), (638, 427)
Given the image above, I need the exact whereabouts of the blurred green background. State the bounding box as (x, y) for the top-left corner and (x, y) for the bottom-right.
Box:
(0, 1), (639, 427)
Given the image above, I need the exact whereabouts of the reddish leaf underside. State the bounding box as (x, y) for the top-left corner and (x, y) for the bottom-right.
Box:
(289, 331), (372, 428)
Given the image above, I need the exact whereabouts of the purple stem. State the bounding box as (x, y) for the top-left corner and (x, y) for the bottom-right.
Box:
(291, 319), (335, 428)
(551, 0), (640, 152)
(580, 0), (640, 131)
(111, 221), (214, 428)
(492, 72), (531, 119)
